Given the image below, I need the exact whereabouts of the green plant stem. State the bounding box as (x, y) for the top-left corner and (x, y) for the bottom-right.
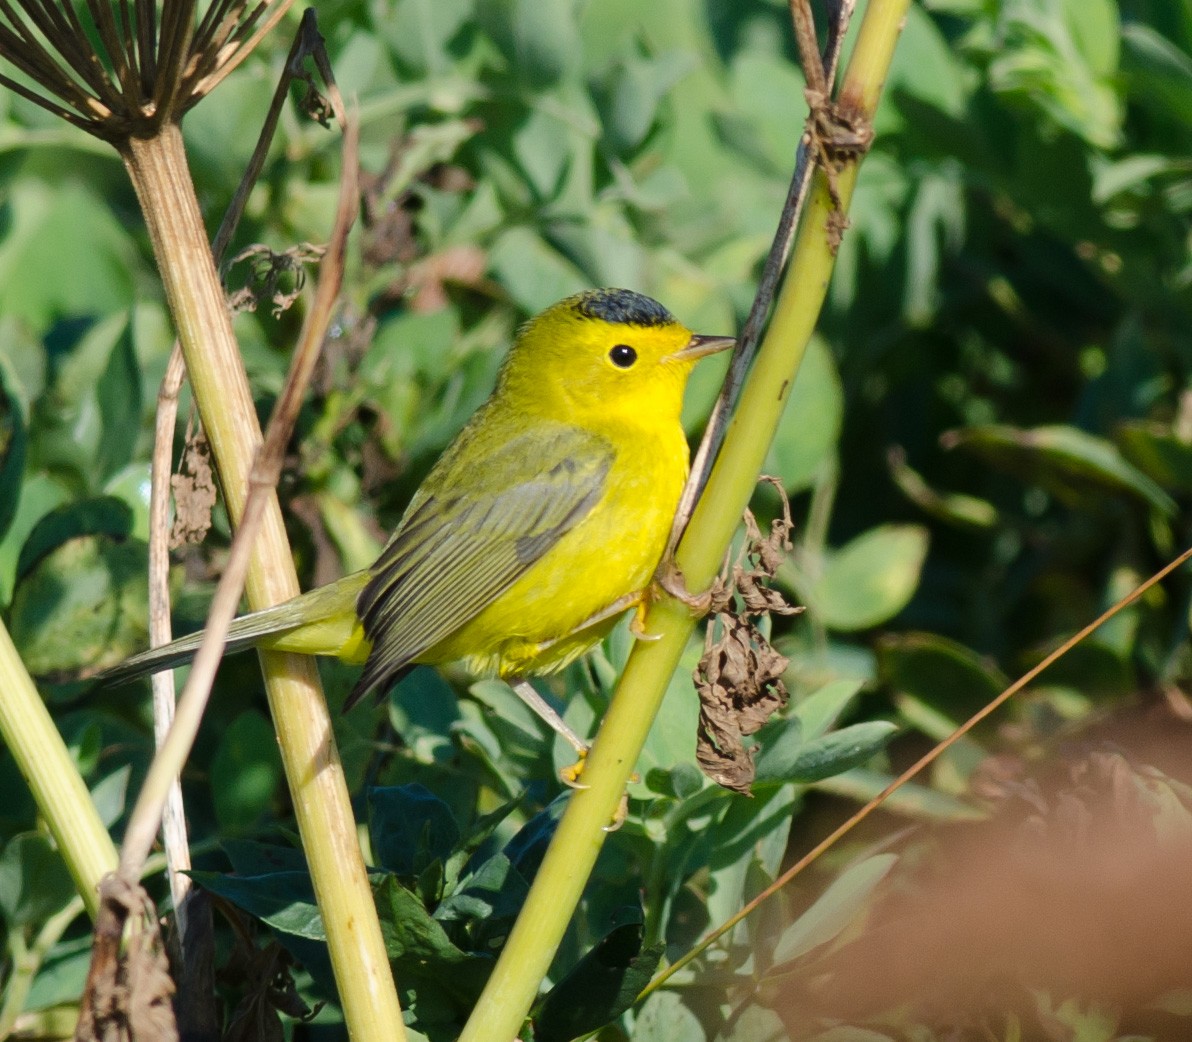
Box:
(0, 894), (86, 1037)
(459, 2), (909, 1037)
(119, 124), (405, 1041)
(0, 622), (116, 921)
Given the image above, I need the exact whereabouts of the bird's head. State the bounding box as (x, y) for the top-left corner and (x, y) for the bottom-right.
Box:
(498, 288), (735, 425)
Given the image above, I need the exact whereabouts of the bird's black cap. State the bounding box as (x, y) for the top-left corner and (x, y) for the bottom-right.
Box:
(569, 288), (675, 328)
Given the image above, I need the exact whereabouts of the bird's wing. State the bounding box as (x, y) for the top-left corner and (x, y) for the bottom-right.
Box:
(348, 423), (613, 703)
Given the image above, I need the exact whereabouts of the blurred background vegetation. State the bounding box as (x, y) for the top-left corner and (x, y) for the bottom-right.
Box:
(2, 0), (1192, 1039)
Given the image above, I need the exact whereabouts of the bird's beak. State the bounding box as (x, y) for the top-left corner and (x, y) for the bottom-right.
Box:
(667, 333), (736, 362)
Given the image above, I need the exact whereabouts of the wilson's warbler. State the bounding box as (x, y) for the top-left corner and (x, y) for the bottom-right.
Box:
(104, 289), (734, 747)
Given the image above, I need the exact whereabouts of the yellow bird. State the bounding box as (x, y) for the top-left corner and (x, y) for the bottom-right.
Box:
(104, 289), (734, 748)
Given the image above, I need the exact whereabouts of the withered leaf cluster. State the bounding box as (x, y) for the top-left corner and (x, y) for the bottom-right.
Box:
(224, 242), (326, 317)
(169, 420), (217, 551)
(75, 880), (178, 1042)
(695, 477), (803, 794)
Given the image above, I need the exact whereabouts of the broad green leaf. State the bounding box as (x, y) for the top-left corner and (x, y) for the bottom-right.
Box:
(634, 990), (707, 1042)
(1117, 420), (1192, 493)
(435, 853), (529, 948)
(0, 475), (70, 602)
(189, 869), (333, 940)
(211, 711), (284, 834)
(792, 679), (864, 742)
(765, 336), (844, 492)
(1122, 24), (1192, 128)
(596, 50), (697, 154)
(715, 1004), (787, 1042)
(706, 786), (798, 932)
(533, 912), (663, 1042)
(756, 722), (897, 786)
(805, 525), (929, 631)
(489, 226), (588, 314)
(889, 448), (998, 529)
(815, 768), (985, 822)
(0, 360), (26, 544)
(0, 833), (77, 926)
(25, 934), (93, 1011)
(0, 180), (138, 328)
(222, 840), (309, 877)
(382, 0), (474, 75)
(988, 2), (1122, 148)
(481, 0), (583, 87)
(944, 424), (1178, 516)
(770, 853), (897, 965)
(369, 783), (461, 879)
(27, 313), (139, 490)
(90, 765), (131, 831)
(877, 632), (1009, 725)
(9, 497), (148, 678)
(1022, 638), (1133, 700)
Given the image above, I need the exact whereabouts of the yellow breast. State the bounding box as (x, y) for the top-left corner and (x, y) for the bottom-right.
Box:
(422, 416), (689, 678)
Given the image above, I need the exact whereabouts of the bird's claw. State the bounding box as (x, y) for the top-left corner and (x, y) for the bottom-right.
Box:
(655, 559), (715, 616)
(560, 749), (589, 789)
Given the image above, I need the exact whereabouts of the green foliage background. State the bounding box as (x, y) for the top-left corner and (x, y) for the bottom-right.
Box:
(2, 0), (1192, 1039)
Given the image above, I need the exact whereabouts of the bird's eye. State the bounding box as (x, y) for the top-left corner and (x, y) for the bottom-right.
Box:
(609, 344), (637, 369)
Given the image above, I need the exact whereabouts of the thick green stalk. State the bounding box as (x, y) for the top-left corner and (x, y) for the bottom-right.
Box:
(0, 622), (116, 920)
(119, 125), (405, 1041)
(459, 1), (910, 1037)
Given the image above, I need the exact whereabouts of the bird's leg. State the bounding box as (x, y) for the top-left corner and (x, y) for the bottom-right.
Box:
(511, 678), (589, 757)
(569, 591), (643, 635)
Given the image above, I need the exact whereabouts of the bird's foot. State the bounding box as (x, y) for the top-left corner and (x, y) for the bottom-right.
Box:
(655, 559), (717, 616)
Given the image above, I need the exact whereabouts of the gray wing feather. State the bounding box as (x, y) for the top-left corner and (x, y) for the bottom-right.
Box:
(347, 424), (612, 705)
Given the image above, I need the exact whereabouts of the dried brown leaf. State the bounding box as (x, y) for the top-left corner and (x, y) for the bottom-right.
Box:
(694, 477), (802, 793)
(169, 421), (216, 550)
(75, 879), (178, 1042)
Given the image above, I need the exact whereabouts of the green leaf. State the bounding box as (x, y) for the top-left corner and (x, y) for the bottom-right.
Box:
(792, 679), (864, 742)
(765, 336), (844, 492)
(888, 448), (998, 530)
(0, 359), (26, 545)
(877, 632), (1009, 726)
(381, 0), (474, 75)
(435, 853), (529, 950)
(634, 990), (707, 1042)
(814, 768), (985, 823)
(9, 497), (148, 678)
(222, 840), (309, 876)
(1116, 420), (1192, 493)
(988, 2), (1122, 148)
(1122, 24), (1192, 128)
(189, 869), (333, 940)
(595, 49), (696, 154)
(0, 472), (69, 605)
(756, 722), (898, 786)
(715, 1004), (787, 1042)
(0, 181), (138, 328)
(90, 765), (131, 830)
(533, 912), (663, 1042)
(0, 833), (78, 926)
(769, 853), (897, 965)
(805, 525), (929, 631)
(489, 226), (588, 314)
(944, 424), (1178, 515)
(211, 711), (284, 834)
(368, 783), (461, 879)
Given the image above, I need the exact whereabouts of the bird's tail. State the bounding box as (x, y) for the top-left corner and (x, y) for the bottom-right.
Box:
(99, 572), (370, 686)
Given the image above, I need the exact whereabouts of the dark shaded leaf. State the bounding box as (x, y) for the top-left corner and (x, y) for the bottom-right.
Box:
(532, 911), (663, 1042)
